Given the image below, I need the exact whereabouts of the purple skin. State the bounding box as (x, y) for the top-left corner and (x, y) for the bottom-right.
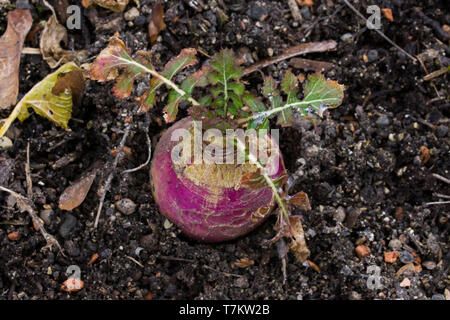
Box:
(151, 117), (285, 242)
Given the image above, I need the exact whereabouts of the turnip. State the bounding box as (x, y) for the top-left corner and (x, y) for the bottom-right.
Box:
(88, 36), (344, 265)
(150, 116), (285, 242)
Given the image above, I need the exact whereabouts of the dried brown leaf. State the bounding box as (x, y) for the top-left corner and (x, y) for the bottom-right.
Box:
(235, 258), (255, 268)
(148, 3), (166, 45)
(84, 0), (129, 12)
(58, 169), (98, 211)
(51, 68), (85, 106)
(288, 216), (310, 263)
(0, 9), (33, 109)
(40, 15), (87, 69)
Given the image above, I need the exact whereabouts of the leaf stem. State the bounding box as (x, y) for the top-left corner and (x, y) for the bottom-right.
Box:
(0, 103), (22, 138)
(237, 97), (338, 124)
(234, 138), (289, 221)
(116, 56), (200, 106)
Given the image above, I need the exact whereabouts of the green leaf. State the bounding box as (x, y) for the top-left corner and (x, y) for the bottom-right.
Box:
(140, 48), (198, 113)
(180, 66), (210, 95)
(163, 90), (182, 123)
(277, 70), (298, 126)
(303, 73), (345, 117)
(242, 93), (266, 112)
(228, 83), (245, 96)
(0, 62), (84, 137)
(161, 48), (198, 80)
(262, 76), (279, 98)
(209, 49), (242, 84)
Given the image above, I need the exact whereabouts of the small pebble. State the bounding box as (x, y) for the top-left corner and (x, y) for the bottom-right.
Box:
(0, 137), (13, 151)
(124, 7), (140, 21)
(367, 49), (378, 62)
(300, 6), (311, 20)
(333, 207), (346, 223)
(398, 250), (414, 264)
(59, 214), (77, 238)
(164, 219), (173, 229)
(376, 115), (390, 128)
(388, 239), (402, 250)
(115, 198), (136, 215)
(40, 209), (54, 225)
(234, 276), (249, 288)
(422, 261), (436, 270)
(399, 278), (411, 287)
(134, 15), (147, 26)
(436, 125), (448, 137)
(340, 33), (353, 43)
(431, 294), (445, 300)
(100, 248), (112, 259)
(247, 5), (268, 21)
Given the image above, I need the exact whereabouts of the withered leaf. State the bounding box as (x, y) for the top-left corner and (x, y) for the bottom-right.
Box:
(58, 169), (98, 211)
(52, 68), (85, 106)
(235, 258), (255, 268)
(85, 0), (130, 12)
(148, 3), (166, 45)
(289, 216), (310, 263)
(288, 191), (311, 211)
(0, 9), (33, 109)
(40, 15), (87, 69)
(0, 62), (83, 138)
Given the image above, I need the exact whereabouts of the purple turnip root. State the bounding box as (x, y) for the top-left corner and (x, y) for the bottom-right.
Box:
(151, 117), (285, 242)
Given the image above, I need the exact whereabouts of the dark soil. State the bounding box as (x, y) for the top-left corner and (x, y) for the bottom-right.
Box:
(1, 0), (449, 300)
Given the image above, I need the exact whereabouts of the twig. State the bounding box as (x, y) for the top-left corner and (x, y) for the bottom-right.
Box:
(424, 201), (450, 206)
(125, 255), (144, 268)
(25, 143), (32, 199)
(289, 57), (336, 72)
(432, 173), (450, 184)
(22, 47), (41, 55)
(243, 40), (337, 76)
(423, 67), (449, 81)
(0, 186), (63, 254)
(342, 0), (417, 63)
(203, 265), (244, 278)
(42, 0), (57, 19)
(156, 255), (195, 263)
(94, 123), (131, 228)
(434, 193), (450, 200)
(287, 0), (303, 23)
(122, 132), (152, 174)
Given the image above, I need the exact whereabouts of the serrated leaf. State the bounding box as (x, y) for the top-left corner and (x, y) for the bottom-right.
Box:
(89, 37), (138, 82)
(242, 93), (266, 112)
(262, 76), (279, 99)
(281, 70), (298, 94)
(303, 73), (345, 117)
(276, 108), (293, 126)
(163, 90), (182, 123)
(209, 49), (242, 84)
(0, 62), (84, 137)
(139, 48), (198, 113)
(198, 95), (212, 107)
(228, 83), (245, 96)
(180, 66), (210, 95)
(277, 70), (299, 126)
(162, 48), (198, 79)
(112, 70), (134, 98)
